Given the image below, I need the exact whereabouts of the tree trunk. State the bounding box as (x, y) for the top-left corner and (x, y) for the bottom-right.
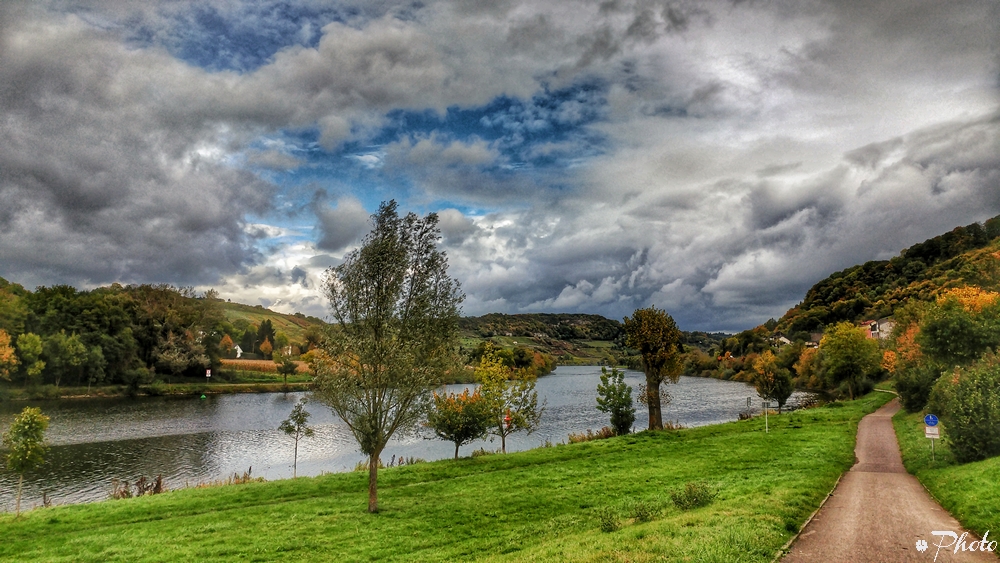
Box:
(646, 374), (663, 430)
(454, 442), (460, 460)
(293, 438), (299, 478)
(501, 433), (507, 454)
(368, 452), (379, 513)
(15, 474), (23, 517)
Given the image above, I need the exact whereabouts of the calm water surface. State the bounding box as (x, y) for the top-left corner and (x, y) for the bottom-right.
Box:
(0, 367), (815, 512)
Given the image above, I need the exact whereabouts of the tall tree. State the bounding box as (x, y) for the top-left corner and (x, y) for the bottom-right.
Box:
(3, 406), (49, 516)
(313, 201), (463, 513)
(477, 347), (543, 454)
(623, 307), (682, 430)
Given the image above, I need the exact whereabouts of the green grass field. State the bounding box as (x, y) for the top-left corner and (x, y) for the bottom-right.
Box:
(893, 409), (1000, 537)
(0, 394), (891, 562)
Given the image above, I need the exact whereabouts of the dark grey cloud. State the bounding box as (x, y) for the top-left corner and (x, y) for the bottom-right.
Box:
(314, 197), (370, 252)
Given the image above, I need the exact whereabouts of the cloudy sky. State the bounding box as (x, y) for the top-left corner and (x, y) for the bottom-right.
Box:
(1, 0), (998, 332)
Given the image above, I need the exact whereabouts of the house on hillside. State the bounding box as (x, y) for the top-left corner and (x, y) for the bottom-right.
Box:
(806, 332), (824, 348)
(859, 318), (895, 340)
(233, 344), (243, 358)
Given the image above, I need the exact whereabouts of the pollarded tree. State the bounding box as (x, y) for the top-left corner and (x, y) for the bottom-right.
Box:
(596, 366), (635, 435)
(3, 406), (49, 516)
(478, 346), (543, 454)
(426, 388), (490, 459)
(313, 201), (464, 513)
(623, 307), (682, 430)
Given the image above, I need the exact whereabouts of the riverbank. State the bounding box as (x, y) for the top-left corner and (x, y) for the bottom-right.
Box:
(1, 381), (314, 401)
(893, 409), (1000, 539)
(0, 392), (890, 562)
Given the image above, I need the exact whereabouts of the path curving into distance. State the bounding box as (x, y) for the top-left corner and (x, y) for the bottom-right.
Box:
(782, 397), (997, 563)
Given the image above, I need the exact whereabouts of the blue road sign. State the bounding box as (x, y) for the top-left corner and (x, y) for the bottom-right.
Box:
(924, 414), (939, 427)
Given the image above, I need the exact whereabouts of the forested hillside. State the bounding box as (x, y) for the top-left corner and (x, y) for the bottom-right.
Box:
(777, 214), (1000, 339)
(0, 281), (324, 391)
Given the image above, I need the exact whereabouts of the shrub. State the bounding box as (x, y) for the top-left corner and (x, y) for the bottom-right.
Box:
(567, 427), (616, 444)
(471, 447), (500, 458)
(596, 367), (635, 435)
(670, 482), (717, 510)
(895, 363), (941, 412)
(931, 353), (1000, 463)
(598, 506), (620, 532)
(630, 499), (658, 522)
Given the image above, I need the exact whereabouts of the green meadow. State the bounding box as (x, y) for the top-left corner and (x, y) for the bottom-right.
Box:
(894, 409), (1000, 538)
(0, 393), (891, 562)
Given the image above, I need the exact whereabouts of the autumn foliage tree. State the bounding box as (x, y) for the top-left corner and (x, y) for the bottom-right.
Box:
(477, 346), (543, 453)
(259, 337), (273, 359)
(0, 329), (18, 381)
(623, 307), (682, 430)
(426, 388), (490, 459)
(313, 201), (463, 513)
(751, 350), (794, 412)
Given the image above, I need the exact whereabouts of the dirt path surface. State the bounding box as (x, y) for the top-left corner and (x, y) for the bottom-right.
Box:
(782, 397), (997, 563)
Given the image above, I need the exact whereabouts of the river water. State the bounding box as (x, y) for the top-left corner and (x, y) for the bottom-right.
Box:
(0, 367), (815, 512)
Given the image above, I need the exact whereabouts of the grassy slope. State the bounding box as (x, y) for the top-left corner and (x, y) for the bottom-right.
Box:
(0, 394), (890, 562)
(893, 410), (1000, 537)
(219, 301), (324, 343)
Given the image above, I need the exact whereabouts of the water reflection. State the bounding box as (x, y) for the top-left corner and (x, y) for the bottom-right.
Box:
(0, 367), (815, 512)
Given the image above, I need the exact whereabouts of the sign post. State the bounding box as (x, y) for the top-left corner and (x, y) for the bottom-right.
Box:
(924, 414), (939, 461)
(206, 369), (211, 383)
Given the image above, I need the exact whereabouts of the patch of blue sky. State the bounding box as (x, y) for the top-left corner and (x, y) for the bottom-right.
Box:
(370, 81), (610, 169)
(124, 2), (375, 73)
(242, 81), (610, 221)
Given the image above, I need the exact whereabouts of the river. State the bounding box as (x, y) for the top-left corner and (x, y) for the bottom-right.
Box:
(0, 367), (816, 512)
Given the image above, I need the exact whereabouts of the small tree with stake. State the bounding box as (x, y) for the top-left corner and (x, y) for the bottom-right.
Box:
(3, 406), (49, 516)
(596, 367), (635, 435)
(279, 398), (314, 478)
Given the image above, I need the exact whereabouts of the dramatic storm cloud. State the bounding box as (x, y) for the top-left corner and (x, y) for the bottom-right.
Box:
(1, 0), (998, 331)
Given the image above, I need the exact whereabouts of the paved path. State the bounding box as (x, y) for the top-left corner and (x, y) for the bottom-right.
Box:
(782, 398), (997, 563)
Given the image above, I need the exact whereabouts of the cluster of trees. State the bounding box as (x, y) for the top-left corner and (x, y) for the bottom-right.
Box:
(0, 278), (319, 391)
(426, 346), (543, 458)
(887, 287), (1000, 461)
(464, 341), (556, 378)
(0, 282), (222, 390)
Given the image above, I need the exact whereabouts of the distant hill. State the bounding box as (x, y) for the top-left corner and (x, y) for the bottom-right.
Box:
(776, 214), (1000, 339)
(458, 312), (726, 366)
(219, 301), (325, 344)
